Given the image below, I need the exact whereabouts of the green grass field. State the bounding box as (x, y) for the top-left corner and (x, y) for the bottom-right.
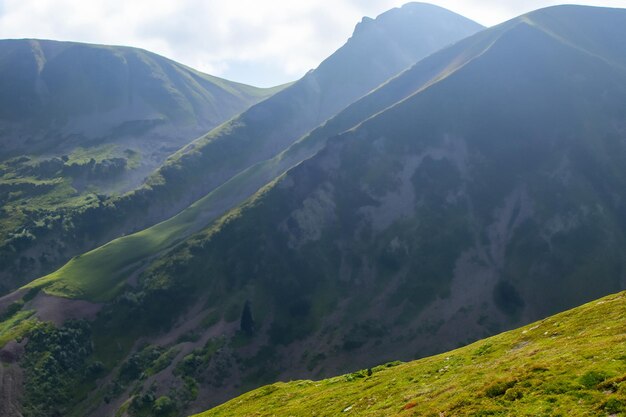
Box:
(196, 290), (626, 416)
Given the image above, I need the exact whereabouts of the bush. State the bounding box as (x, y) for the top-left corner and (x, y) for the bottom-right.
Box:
(22, 320), (93, 417)
(580, 370), (609, 389)
(153, 396), (175, 415)
(603, 397), (625, 414)
(484, 379), (517, 398)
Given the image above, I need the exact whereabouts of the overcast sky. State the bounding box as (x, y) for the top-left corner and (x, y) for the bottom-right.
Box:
(0, 0), (625, 87)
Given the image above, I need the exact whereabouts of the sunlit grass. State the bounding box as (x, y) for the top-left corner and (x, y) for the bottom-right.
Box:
(196, 291), (626, 416)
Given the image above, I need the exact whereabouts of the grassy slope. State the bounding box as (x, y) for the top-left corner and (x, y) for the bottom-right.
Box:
(197, 290), (626, 417)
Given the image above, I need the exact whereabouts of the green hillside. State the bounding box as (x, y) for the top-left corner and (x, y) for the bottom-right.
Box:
(196, 290), (626, 416)
(0, 39), (282, 294)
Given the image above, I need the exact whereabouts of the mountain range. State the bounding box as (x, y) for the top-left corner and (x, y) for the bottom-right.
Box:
(0, 4), (483, 295)
(0, 39), (284, 293)
(1, 3), (626, 417)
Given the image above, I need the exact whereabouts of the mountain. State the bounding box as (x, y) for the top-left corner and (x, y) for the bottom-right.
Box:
(0, 4), (483, 295)
(137, 2), (484, 214)
(0, 39), (285, 294)
(4, 4), (626, 417)
(196, 289), (626, 416)
(0, 4), (487, 416)
(0, 38), (278, 158)
(48, 3), (624, 413)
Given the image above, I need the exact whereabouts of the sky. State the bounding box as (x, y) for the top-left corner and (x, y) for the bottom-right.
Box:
(0, 0), (625, 87)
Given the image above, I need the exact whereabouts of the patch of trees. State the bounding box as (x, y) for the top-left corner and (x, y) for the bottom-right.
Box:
(63, 157), (127, 180)
(21, 320), (95, 417)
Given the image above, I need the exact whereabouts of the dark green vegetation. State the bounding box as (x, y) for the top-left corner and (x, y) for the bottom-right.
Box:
(2, 3), (626, 417)
(0, 39), (283, 294)
(21, 320), (93, 417)
(196, 290), (626, 416)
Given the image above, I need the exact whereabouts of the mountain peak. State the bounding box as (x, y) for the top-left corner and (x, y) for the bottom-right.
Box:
(352, 2), (484, 38)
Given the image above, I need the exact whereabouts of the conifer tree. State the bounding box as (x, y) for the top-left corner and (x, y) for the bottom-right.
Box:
(240, 300), (255, 336)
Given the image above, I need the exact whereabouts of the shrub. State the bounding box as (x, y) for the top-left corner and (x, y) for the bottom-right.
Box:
(504, 387), (524, 401)
(22, 320), (93, 417)
(579, 370), (609, 389)
(153, 396), (175, 415)
(603, 397), (625, 414)
(485, 379), (517, 398)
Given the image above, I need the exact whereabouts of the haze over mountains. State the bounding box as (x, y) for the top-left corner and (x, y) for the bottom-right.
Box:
(1, 3), (626, 417)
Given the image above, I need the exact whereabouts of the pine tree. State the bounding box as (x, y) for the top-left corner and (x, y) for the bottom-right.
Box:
(240, 300), (255, 336)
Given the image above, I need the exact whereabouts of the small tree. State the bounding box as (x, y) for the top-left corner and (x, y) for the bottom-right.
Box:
(240, 300), (255, 336)
(153, 395), (175, 416)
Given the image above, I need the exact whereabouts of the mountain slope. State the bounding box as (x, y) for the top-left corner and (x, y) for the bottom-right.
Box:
(0, 39), (283, 293)
(0, 39), (281, 293)
(4, 4), (626, 417)
(3, 4), (483, 295)
(97, 3), (626, 409)
(0, 38), (277, 157)
(142, 2), (484, 209)
(197, 289), (626, 416)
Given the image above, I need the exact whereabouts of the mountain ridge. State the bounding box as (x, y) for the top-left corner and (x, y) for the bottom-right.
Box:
(1, 4), (483, 297)
(0, 38), (279, 156)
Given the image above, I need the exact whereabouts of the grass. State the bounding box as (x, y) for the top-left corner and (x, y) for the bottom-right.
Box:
(0, 309), (37, 348)
(195, 290), (626, 416)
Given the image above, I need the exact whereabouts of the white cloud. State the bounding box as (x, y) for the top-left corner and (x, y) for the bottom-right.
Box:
(0, 0), (624, 86)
